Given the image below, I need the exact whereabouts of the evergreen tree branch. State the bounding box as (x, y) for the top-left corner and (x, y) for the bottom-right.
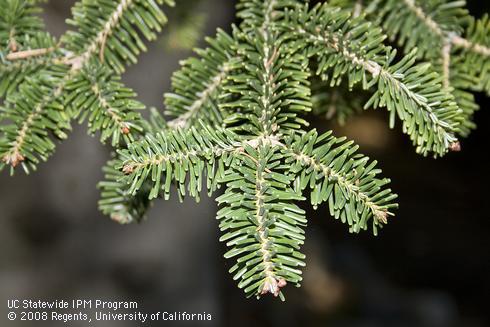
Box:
(100, 1), (402, 300)
(1, 0), (174, 172)
(118, 125), (245, 201)
(65, 63), (145, 146)
(4, 0), (486, 302)
(284, 3), (461, 156)
(372, 0), (486, 135)
(0, 31), (59, 97)
(395, 0), (490, 58)
(376, 0), (467, 58)
(0, 64), (72, 172)
(282, 130), (397, 235)
(165, 30), (238, 129)
(401, 0), (445, 36)
(223, 31), (311, 135)
(237, 0), (277, 31)
(98, 158), (153, 224)
(168, 63), (229, 128)
(63, 0), (175, 73)
(457, 15), (490, 94)
(0, 0), (44, 51)
(217, 142), (306, 300)
(438, 47), (480, 137)
(98, 106), (167, 225)
(0, 0), (57, 98)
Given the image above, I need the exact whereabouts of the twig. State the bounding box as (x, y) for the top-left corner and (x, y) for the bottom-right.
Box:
(6, 47), (55, 61)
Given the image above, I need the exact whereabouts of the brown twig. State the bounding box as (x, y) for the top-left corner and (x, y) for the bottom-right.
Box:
(6, 47), (55, 61)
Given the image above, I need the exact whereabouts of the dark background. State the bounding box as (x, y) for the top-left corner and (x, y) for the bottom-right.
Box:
(1, 1), (489, 326)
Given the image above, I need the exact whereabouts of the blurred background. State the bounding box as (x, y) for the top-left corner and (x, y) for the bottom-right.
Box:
(0, 1), (489, 326)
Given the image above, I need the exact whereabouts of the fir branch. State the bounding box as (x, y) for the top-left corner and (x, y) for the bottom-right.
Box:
(63, 0), (175, 72)
(223, 29), (311, 135)
(118, 125), (244, 201)
(76, 0), (131, 64)
(0, 0), (44, 51)
(237, 0), (277, 31)
(1, 0), (174, 172)
(65, 63), (145, 146)
(401, 0), (445, 37)
(456, 15), (490, 94)
(117, 125), (397, 297)
(165, 29), (239, 129)
(285, 4), (461, 156)
(0, 31), (58, 97)
(167, 59), (232, 129)
(98, 158), (152, 224)
(0, 1), (58, 98)
(217, 142), (306, 300)
(1, 64), (72, 172)
(98, 106), (167, 225)
(282, 130), (397, 234)
(372, 0), (487, 135)
(396, 0), (490, 59)
(4, 0), (487, 303)
(442, 54), (480, 137)
(376, 0), (467, 58)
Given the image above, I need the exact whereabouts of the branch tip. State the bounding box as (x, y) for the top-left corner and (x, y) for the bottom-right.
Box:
(2, 152), (25, 168)
(121, 125), (130, 135)
(111, 213), (130, 224)
(449, 141), (461, 152)
(261, 277), (287, 297)
(375, 209), (388, 224)
(122, 164), (134, 174)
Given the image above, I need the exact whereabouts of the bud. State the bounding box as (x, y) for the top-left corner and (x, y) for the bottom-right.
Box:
(375, 210), (388, 224)
(122, 165), (134, 174)
(3, 152), (25, 168)
(121, 125), (130, 135)
(111, 214), (130, 224)
(449, 141), (461, 152)
(277, 278), (287, 288)
(260, 277), (287, 297)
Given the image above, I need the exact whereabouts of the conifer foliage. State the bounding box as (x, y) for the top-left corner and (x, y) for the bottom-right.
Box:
(1, 0), (488, 300)
(337, 0), (490, 136)
(0, 0), (174, 173)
